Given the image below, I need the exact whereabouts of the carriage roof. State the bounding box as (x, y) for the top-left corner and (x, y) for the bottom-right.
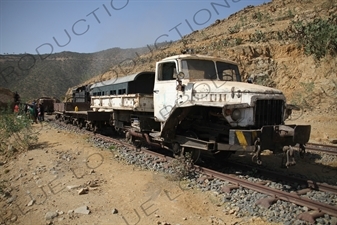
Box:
(90, 71), (154, 89)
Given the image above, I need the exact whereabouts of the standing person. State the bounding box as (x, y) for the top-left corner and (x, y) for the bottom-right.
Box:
(14, 91), (20, 104)
(28, 105), (35, 122)
(40, 103), (45, 121)
(13, 104), (19, 114)
(37, 104), (41, 122)
(33, 103), (38, 123)
(24, 104), (28, 114)
(30, 102), (37, 123)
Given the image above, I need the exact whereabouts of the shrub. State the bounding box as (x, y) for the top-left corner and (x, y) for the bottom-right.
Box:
(235, 38), (243, 46)
(228, 24), (240, 34)
(0, 106), (38, 155)
(167, 153), (194, 181)
(250, 30), (267, 42)
(252, 11), (263, 22)
(291, 15), (337, 60)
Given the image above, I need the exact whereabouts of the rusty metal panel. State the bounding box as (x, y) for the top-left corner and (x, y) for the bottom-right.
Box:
(54, 103), (65, 112)
(64, 102), (91, 111)
(54, 102), (91, 112)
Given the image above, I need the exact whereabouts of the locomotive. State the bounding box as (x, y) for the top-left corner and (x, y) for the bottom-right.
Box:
(55, 54), (311, 166)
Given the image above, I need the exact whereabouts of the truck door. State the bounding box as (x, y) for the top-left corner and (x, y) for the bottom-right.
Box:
(153, 61), (178, 122)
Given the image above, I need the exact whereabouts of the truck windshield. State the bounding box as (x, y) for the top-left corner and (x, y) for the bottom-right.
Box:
(181, 59), (240, 81)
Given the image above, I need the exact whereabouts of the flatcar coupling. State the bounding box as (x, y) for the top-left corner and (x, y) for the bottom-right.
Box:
(252, 138), (262, 165)
(283, 145), (296, 168)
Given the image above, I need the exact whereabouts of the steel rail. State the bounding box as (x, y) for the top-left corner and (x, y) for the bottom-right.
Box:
(306, 143), (337, 155)
(225, 161), (337, 195)
(198, 166), (337, 218)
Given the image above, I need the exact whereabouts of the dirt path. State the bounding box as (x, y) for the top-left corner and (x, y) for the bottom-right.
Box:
(0, 124), (278, 225)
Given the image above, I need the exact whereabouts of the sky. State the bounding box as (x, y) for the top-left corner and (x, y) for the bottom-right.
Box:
(0, 0), (270, 55)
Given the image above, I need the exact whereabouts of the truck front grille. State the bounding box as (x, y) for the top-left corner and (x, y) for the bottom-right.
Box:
(255, 99), (284, 127)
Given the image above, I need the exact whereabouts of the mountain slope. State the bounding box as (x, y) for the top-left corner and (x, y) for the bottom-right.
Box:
(0, 47), (151, 100)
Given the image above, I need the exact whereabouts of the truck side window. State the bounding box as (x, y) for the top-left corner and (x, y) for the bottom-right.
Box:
(159, 62), (176, 81)
(221, 69), (234, 81)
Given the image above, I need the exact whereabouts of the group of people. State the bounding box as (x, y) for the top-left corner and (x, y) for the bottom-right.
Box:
(12, 92), (45, 123)
(13, 100), (45, 124)
(24, 101), (45, 123)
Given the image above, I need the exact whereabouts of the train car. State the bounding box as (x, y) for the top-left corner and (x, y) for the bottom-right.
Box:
(90, 71), (158, 132)
(54, 85), (110, 131)
(90, 54), (311, 167)
(37, 97), (60, 114)
(54, 72), (156, 131)
(90, 71), (155, 97)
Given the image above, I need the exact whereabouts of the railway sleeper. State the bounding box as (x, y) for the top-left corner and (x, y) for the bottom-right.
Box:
(255, 196), (278, 209)
(297, 210), (325, 224)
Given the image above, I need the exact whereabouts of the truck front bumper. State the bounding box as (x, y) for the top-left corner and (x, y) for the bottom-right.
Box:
(229, 125), (311, 151)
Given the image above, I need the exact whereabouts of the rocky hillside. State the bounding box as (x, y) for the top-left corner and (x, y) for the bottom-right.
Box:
(0, 47), (153, 101)
(0, 88), (15, 110)
(85, 0), (336, 113)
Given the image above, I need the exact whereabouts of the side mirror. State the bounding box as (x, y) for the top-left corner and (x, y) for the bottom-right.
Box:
(173, 72), (185, 80)
(177, 72), (185, 79)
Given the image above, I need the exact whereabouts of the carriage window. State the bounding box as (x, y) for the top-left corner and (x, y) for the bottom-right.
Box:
(118, 89), (126, 94)
(110, 90), (116, 95)
(158, 62), (177, 81)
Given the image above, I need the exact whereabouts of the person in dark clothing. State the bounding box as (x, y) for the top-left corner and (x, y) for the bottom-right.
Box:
(37, 104), (45, 122)
(40, 103), (45, 121)
(24, 104), (28, 114)
(32, 103), (38, 123)
(14, 92), (20, 103)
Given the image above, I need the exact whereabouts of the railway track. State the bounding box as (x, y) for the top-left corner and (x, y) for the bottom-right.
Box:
(221, 161), (337, 195)
(90, 132), (337, 223)
(50, 120), (337, 224)
(306, 143), (337, 155)
(198, 166), (337, 223)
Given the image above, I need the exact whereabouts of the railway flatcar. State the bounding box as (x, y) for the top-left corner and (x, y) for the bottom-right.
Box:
(54, 85), (110, 131)
(54, 72), (156, 132)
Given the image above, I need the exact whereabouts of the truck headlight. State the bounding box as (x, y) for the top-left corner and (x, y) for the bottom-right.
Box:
(222, 104), (249, 122)
(231, 109), (241, 121)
